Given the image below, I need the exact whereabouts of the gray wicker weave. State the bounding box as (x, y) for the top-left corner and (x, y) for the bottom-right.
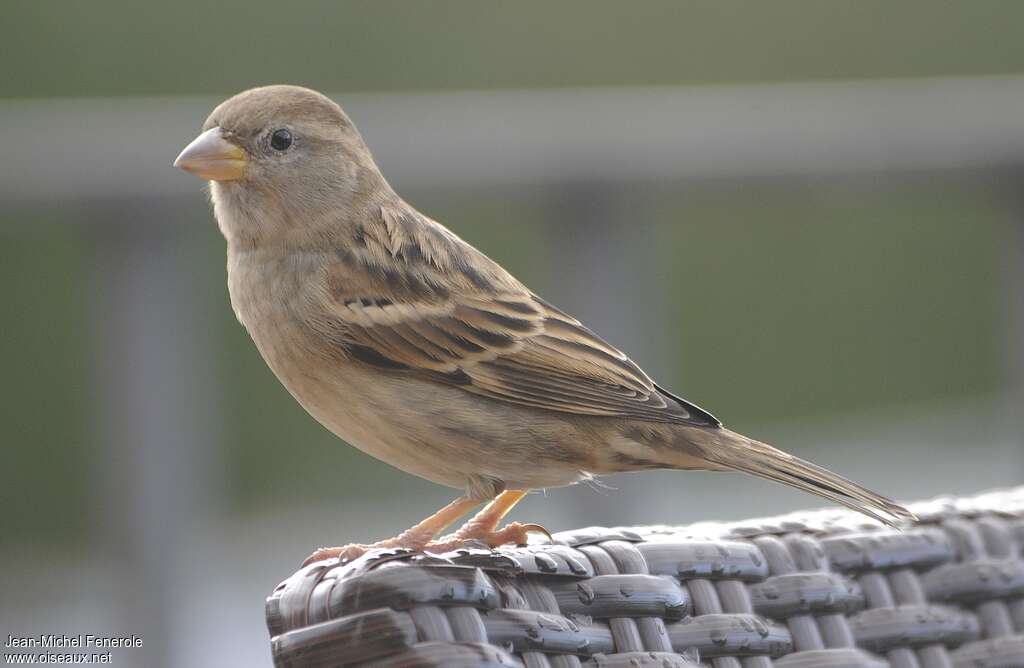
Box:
(266, 486), (1024, 667)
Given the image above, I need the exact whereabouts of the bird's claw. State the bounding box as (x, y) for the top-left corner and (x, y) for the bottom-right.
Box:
(425, 521), (552, 553)
(487, 520), (552, 546)
(515, 523), (554, 543)
(301, 543), (372, 567)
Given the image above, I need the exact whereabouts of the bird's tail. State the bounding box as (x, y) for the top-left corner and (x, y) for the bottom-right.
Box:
(701, 429), (916, 527)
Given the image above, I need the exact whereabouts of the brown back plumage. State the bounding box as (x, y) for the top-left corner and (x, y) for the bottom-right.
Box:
(314, 203), (720, 426)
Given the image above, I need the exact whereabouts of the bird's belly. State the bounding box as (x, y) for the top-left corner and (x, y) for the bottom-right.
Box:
(292, 372), (470, 487)
(258, 336), (593, 494)
(243, 333), (460, 488)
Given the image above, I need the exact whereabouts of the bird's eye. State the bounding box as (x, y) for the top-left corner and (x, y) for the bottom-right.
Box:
(270, 129), (293, 151)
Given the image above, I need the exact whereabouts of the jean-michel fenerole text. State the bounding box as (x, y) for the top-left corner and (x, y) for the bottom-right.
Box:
(5, 634), (143, 649)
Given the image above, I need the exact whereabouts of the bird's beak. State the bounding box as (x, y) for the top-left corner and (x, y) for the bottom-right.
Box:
(173, 127), (247, 181)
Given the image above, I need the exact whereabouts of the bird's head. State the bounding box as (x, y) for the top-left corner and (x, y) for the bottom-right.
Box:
(175, 85), (387, 247)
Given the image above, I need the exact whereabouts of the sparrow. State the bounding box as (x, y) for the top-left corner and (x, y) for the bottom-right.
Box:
(174, 85), (913, 565)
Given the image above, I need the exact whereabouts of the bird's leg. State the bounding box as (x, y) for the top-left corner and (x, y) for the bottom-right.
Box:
(425, 489), (550, 551)
(302, 495), (480, 566)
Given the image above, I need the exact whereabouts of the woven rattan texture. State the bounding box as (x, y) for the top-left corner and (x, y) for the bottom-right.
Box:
(266, 487), (1024, 667)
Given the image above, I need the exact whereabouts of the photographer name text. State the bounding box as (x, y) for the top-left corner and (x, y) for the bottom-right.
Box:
(4, 635), (142, 650)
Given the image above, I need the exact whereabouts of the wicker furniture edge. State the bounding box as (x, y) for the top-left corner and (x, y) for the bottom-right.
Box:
(266, 486), (1024, 667)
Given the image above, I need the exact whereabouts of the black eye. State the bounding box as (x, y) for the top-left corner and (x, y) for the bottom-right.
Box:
(270, 129), (293, 151)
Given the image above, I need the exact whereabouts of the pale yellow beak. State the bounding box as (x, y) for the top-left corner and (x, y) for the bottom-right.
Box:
(173, 127), (247, 181)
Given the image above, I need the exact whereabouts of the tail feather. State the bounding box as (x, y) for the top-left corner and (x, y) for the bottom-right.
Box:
(705, 429), (916, 527)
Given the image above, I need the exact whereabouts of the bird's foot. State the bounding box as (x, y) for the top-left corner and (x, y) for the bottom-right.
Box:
(301, 521), (550, 566)
(300, 491), (546, 565)
(302, 495), (486, 566)
(302, 543), (384, 566)
(302, 538), (430, 566)
(425, 521), (551, 553)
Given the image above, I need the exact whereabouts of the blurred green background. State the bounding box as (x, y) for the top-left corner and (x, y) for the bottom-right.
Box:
(9, 0), (1024, 96)
(2, 2), (1022, 667)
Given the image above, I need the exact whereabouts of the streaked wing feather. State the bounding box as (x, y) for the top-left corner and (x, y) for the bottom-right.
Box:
(320, 207), (718, 427)
(327, 288), (716, 425)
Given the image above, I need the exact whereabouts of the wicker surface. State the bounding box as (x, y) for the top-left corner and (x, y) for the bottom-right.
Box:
(266, 487), (1024, 667)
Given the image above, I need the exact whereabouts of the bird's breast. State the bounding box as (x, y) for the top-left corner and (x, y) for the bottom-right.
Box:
(226, 248), (330, 377)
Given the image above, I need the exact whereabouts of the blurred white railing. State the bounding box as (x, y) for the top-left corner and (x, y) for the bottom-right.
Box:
(4, 75), (1024, 203)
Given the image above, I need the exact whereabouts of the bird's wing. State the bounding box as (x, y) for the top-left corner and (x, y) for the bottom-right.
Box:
(314, 207), (719, 427)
